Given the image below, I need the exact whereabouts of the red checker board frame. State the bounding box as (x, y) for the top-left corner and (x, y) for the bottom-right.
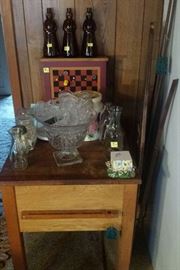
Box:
(40, 58), (108, 101)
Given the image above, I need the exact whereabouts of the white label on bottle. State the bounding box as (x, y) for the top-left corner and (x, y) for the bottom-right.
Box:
(64, 46), (70, 52)
(47, 43), (52, 48)
(111, 141), (118, 148)
(87, 43), (93, 47)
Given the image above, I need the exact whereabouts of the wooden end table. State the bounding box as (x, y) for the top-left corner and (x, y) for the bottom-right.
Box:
(0, 141), (141, 270)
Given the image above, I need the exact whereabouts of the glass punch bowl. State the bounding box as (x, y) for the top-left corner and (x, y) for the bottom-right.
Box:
(31, 91), (95, 166)
(45, 123), (89, 166)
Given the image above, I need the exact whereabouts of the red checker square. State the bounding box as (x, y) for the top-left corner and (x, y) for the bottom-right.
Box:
(81, 70), (87, 75)
(87, 86), (93, 91)
(87, 75), (92, 81)
(70, 70), (76, 76)
(76, 86), (81, 92)
(64, 75), (70, 80)
(70, 80), (76, 87)
(81, 81), (87, 87)
(58, 77), (64, 82)
(59, 82), (65, 87)
(54, 87), (59, 92)
(53, 76), (59, 82)
(92, 81), (97, 87)
(75, 75), (81, 81)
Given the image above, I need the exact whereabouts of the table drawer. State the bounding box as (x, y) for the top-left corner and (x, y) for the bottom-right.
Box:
(15, 185), (124, 211)
(15, 185), (124, 232)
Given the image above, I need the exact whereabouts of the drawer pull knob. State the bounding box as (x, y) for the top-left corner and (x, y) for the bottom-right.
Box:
(105, 227), (120, 239)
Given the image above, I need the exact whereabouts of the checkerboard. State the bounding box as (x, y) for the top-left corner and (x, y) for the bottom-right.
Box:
(52, 68), (99, 97)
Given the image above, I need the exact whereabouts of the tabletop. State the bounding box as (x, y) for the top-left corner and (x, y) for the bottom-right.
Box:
(0, 140), (141, 185)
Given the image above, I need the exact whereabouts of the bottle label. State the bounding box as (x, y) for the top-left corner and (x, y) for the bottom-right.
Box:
(111, 141), (118, 148)
(64, 46), (70, 52)
(47, 43), (52, 48)
(87, 42), (93, 47)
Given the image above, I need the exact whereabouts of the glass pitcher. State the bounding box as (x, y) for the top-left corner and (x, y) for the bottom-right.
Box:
(100, 105), (124, 151)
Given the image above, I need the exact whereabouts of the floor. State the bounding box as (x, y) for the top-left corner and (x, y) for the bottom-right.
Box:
(0, 96), (153, 270)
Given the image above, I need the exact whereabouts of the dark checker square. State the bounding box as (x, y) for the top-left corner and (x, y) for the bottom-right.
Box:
(76, 81), (81, 86)
(87, 81), (92, 87)
(82, 75), (87, 81)
(53, 70), (59, 76)
(76, 70), (81, 75)
(87, 70), (92, 75)
(54, 81), (59, 87)
(70, 75), (75, 80)
(70, 87), (76, 92)
(59, 75), (64, 81)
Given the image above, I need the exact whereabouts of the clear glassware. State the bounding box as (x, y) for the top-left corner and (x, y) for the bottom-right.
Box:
(101, 105), (124, 151)
(16, 109), (37, 151)
(75, 90), (102, 141)
(99, 102), (112, 140)
(45, 123), (89, 166)
(31, 91), (95, 166)
(9, 125), (29, 170)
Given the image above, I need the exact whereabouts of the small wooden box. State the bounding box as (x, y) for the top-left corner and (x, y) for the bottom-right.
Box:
(40, 57), (108, 100)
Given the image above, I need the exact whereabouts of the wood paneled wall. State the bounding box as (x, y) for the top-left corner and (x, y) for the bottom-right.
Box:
(11, 0), (118, 105)
(10, 0), (163, 154)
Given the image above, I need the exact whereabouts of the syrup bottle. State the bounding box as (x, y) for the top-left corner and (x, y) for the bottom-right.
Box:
(43, 8), (60, 57)
(62, 8), (78, 57)
(81, 8), (97, 57)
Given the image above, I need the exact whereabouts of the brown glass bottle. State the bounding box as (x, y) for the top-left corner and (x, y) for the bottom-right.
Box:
(62, 8), (78, 57)
(81, 8), (97, 57)
(43, 8), (60, 57)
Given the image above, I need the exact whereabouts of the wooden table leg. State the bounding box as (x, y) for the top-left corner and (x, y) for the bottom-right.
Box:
(1, 186), (27, 270)
(116, 184), (138, 270)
